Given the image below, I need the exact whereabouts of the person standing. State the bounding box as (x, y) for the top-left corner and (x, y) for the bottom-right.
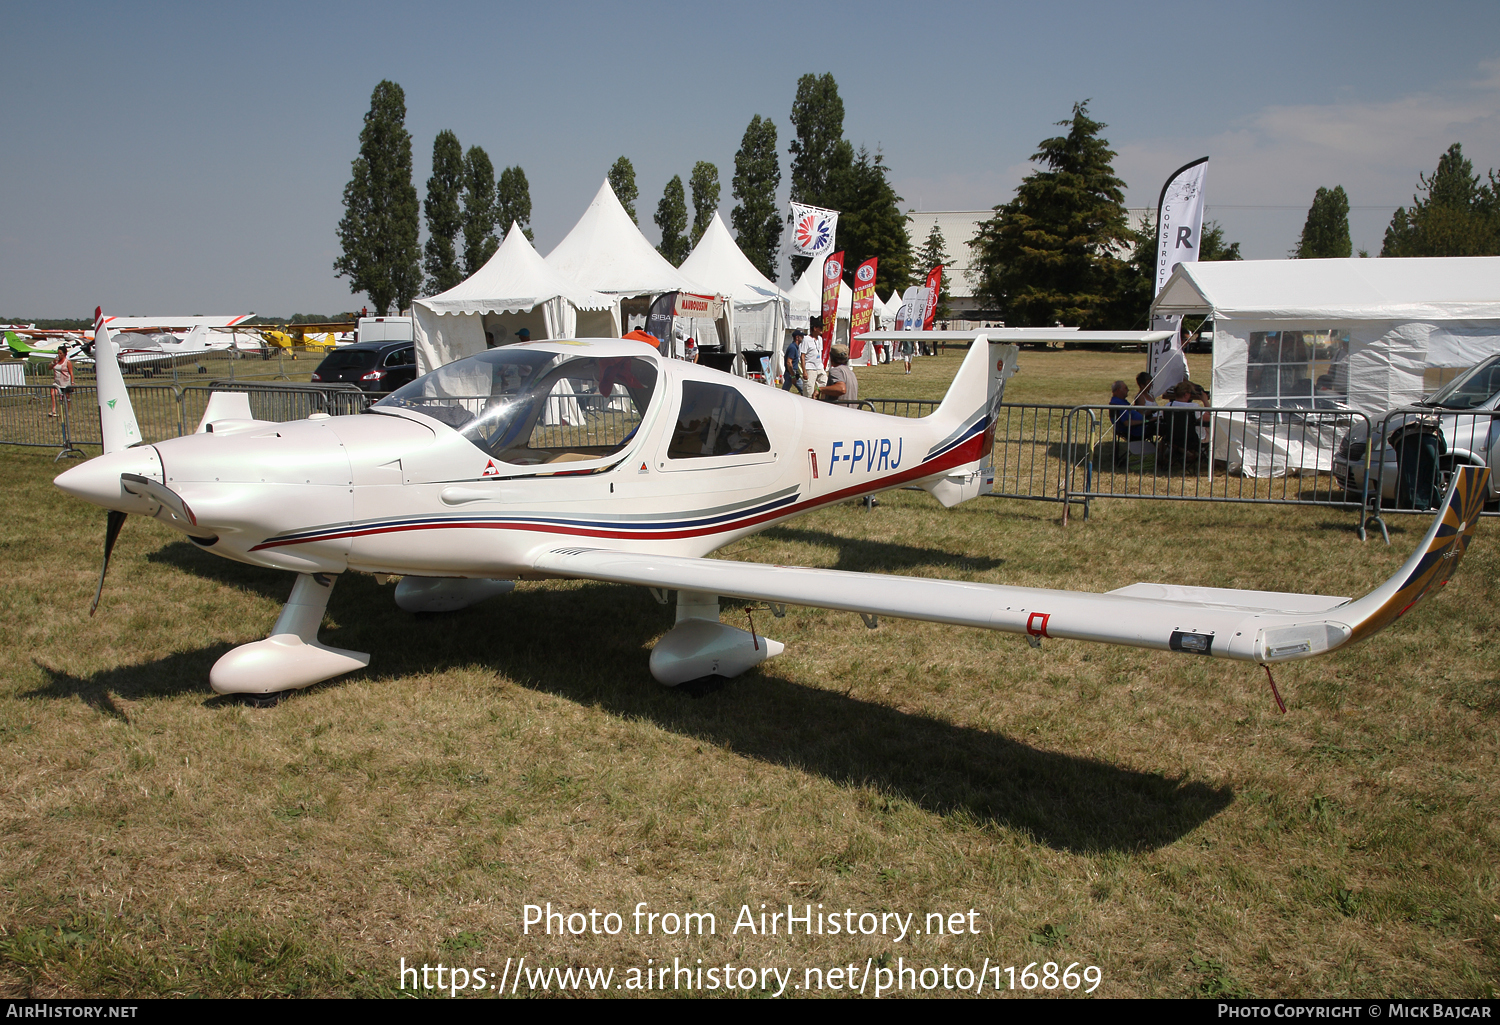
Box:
(781, 330), (803, 391)
(818, 347), (858, 404)
(49, 345), (73, 417)
(799, 327), (827, 398)
(899, 335), (915, 375)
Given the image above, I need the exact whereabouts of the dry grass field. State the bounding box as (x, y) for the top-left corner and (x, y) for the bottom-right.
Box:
(0, 348), (1496, 998)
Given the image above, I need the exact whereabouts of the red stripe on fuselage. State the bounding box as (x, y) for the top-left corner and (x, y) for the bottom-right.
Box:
(250, 431), (987, 552)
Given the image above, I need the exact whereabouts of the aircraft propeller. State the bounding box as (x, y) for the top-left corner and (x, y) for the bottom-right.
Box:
(90, 509), (127, 616)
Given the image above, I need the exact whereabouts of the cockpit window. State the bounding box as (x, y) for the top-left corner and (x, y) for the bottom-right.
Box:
(376, 350), (658, 465)
(668, 381), (770, 459)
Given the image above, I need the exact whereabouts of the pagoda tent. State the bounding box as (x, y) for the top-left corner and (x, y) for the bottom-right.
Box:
(678, 212), (789, 361)
(411, 223), (616, 373)
(1154, 256), (1500, 476)
(784, 253), (851, 355)
(545, 179), (730, 350)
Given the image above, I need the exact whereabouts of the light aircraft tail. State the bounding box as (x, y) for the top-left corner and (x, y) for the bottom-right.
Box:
(919, 333), (1014, 507)
(93, 306), (143, 453)
(4, 330), (32, 356)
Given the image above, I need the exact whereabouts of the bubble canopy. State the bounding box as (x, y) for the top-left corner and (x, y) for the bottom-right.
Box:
(374, 349), (659, 466)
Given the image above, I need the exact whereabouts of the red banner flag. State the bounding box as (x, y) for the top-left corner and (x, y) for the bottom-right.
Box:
(922, 265), (943, 330)
(847, 257), (878, 360)
(819, 251), (844, 365)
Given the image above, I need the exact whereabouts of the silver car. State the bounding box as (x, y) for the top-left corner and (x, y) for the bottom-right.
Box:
(1334, 354), (1500, 507)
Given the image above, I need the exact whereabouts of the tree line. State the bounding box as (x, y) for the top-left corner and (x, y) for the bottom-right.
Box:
(334, 80), (1500, 324)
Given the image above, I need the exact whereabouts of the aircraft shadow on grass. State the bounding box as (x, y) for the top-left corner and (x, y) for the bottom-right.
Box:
(36, 539), (1232, 854)
(753, 526), (1005, 575)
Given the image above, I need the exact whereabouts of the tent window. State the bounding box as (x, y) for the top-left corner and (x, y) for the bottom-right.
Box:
(668, 382), (770, 459)
(1247, 330), (1349, 408)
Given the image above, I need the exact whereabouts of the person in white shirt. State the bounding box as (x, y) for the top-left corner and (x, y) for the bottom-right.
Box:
(799, 328), (827, 398)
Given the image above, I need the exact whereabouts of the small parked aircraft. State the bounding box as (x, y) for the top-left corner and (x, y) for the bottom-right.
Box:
(56, 308), (1487, 699)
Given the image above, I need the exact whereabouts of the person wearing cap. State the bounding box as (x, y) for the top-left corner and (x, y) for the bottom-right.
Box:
(782, 330), (803, 391)
(514, 328), (531, 342)
(818, 347), (858, 404)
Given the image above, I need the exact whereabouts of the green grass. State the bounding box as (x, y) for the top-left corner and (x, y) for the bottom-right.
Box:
(0, 348), (1497, 998)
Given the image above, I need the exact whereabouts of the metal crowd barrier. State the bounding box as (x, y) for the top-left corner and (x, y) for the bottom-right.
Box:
(1361, 407), (1500, 543)
(1059, 404), (1374, 532)
(0, 382), (384, 455)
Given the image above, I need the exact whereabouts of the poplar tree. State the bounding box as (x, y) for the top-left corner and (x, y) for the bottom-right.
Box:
(1381, 143), (1500, 256)
(968, 101), (1129, 327)
(496, 165), (533, 243)
(1295, 185), (1352, 258)
(689, 161), (720, 245)
(787, 72), (854, 280)
(608, 156), (639, 224)
(655, 175), (690, 266)
(461, 145), (498, 276)
(422, 129), (465, 295)
(731, 115), (782, 280)
(334, 80), (421, 315)
(830, 147), (911, 296)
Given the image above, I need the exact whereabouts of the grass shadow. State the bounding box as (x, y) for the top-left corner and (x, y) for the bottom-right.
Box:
(756, 526), (1004, 574)
(26, 644), (237, 721)
(56, 552), (1229, 853)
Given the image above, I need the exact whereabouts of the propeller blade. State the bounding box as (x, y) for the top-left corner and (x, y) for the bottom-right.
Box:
(89, 509), (127, 617)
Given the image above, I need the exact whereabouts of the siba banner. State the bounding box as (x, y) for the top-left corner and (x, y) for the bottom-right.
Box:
(790, 203), (839, 257)
(921, 265), (943, 330)
(819, 251), (845, 362)
(847, 257), (878, 360)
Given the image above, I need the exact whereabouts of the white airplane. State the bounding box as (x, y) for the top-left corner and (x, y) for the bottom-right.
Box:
(55, 306), (1487, 701)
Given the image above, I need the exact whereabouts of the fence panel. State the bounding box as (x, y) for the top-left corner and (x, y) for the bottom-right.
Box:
(1059, 404), (1372, 527)
(1362, 408), (1499, 542)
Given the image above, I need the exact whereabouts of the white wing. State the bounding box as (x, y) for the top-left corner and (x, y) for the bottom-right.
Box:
(533, 466), (1488, 665)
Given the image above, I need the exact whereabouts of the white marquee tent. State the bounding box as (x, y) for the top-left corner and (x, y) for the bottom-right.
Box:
(1153, 256), (1500, 475)
(785, 253), (852, 354)
(678, 212), (789, 355)
(411, 223), (616, 373)
(546, 178), (736, 354)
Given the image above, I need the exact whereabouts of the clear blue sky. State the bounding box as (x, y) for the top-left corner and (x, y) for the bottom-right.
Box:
(3, 0), (1498, 316)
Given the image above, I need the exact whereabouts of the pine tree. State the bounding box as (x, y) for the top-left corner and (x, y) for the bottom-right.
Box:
(689, 161), (720, 245)
(334, 80), (421, 315)
(655, 175), (690, 266)
(1295, 185), (1352, 258)
(1200, 221), (1242, 262)
(787, 72), (854, 280)
(731, 115), (782, 280)
(496, 165), (533, 243)
(968, 101), (1130, 327)
(913, 220), (952, 320)
(608, 156), (639, 225)
(422, 129), (465, 296)
(830, 147), (911, 297)
(1382, 143), (1500, 256)
(461, 146), (498, 276)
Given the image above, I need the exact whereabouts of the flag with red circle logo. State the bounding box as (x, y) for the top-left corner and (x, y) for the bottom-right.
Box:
(848, 258), (879, 359)
(790, 203), (838, 257)
(819, 251), (844, 360)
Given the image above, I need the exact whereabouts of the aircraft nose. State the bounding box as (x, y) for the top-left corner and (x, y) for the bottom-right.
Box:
(54, 446), (163, 514)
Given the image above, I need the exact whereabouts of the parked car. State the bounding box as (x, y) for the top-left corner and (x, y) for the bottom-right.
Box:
(310, 340), (416, 392)
(1333, 354), (1500, 508)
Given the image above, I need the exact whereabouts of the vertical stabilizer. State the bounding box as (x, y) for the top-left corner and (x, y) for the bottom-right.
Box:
(93, 307), (142, 453)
